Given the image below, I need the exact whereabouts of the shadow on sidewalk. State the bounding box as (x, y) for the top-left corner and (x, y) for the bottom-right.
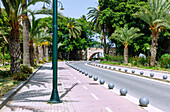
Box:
(60, 83), (78, 99)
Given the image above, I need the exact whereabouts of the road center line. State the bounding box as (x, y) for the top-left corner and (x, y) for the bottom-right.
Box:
(83, 86), (88, 90)
(73, 77), (77, 79)
(91, 93), (99, 100)
(105, 107), (113, 112)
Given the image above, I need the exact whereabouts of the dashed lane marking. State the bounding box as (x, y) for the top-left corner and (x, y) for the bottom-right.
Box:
(105, 107), (113, 112)
(91, 93), (99, 100)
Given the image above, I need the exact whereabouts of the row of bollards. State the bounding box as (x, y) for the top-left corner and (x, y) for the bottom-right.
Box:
(89, 63), (169, 80)
(66, 62), (150, 107)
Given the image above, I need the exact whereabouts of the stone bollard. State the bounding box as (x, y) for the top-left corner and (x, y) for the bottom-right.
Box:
(85, 72), (88, 76)
(99, 79), (105, 84)
(132, 70), (135, 73)
(120, 88), (128, 96)
(150, 73), (154, 77)
(139, 97), (149, 107)
(93, 76), (98, 81)
(89, 74), (93, 78)
(125, 69), (128, 72)
(108, 83), (114, 89)
(118, 68), (121, 71)
(140, 71), (144, 75)
(163, 75), (168, 79)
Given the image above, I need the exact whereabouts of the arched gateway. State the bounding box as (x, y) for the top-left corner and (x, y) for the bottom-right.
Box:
(87, 47), (104, 60)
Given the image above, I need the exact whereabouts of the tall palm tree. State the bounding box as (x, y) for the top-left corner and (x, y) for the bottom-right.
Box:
(1, 0), (50, 74)
(87, 6), (107, 55)
(22, 0), (30, 67)
(67, 18), (81, 60)
(110, 24), (143, 64)
(133, 0), (170, 66)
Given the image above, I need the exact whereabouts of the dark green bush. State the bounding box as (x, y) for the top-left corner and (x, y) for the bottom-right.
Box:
(20, 65), (33, 74)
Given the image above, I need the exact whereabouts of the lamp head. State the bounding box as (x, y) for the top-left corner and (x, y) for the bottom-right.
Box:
(42, 3), (46, 9)
(60, 6), (64, 10)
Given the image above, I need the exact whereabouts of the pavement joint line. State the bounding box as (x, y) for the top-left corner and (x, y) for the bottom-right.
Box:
(77, 80), (81, 83)
(105, 107), (113, 112)
(82, 63), (163, 112)
(83, 86), (88, 90)
(86, 63), (170, 86)
(91, 93), (99, 101)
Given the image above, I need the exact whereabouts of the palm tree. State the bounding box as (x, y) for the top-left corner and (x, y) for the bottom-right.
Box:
(67, 18), (82, 38)
(67, 18), (81, 60)
(133, 0), (170, 66)
(110, 24), (143, 64)
(1, 0), (50, 74)
(87, 6), (107, 55)
(22, 0), (30, 67)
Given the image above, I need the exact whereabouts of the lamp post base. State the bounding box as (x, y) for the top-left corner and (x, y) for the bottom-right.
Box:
(48, 100), (62, 104)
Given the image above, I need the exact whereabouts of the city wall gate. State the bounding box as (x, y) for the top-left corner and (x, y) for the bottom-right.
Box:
(86, 47), (104, 60)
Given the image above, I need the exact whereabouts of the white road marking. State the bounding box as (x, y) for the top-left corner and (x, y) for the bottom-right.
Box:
(91, 93), (99, 100)
(105, 107), (113, 112)
(77, 80), (81, 83)
(83, 86), (88, 90)
(74, 77), (77, 79)
(86, 63), (163, 112)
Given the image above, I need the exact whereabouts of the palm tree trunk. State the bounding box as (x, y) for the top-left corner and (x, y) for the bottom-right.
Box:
(22, 0), (30, 66)
(67, 51), (70, 61)
(9, 28), (21, 74)
(150, 32), (159, 67)
(45, 46), (48, 62)
(36, 45), (39, 65)
(2, 48), (5, 65)
(103, 29), (107, 55)
(29, 41), (34, 66)
(124, 45), (128, 64)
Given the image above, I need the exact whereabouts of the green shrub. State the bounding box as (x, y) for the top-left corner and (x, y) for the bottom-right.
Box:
(104, 54), (110, 61)
(0, 70), (10, 77)
(43, 58), (47, 62)
(5, 54), (10, 60)
(159, 54), (170, 68)
(39, 60), (44, 64)
(13, 72), (30, 81)
(20, 65), (33, 74)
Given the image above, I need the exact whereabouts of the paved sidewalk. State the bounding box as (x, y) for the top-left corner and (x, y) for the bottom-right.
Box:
(1, 62), (146, 112)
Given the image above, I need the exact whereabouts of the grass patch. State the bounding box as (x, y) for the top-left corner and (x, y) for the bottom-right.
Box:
(0, 64), (41, 99)
(100, 61), (170, 72)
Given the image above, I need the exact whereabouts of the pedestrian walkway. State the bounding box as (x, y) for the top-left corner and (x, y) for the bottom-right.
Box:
(1, 62), (146, 112)
(90, 62), (170, 82)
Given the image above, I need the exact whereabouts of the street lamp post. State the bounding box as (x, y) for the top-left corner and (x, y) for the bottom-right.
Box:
(43, 0), (64, 104)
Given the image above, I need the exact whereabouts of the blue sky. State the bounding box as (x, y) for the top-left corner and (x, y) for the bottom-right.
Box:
(28, 0), (98, 19)
(0, 0), (98, 19)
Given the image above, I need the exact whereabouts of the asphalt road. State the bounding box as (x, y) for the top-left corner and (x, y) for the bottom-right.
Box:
(72, 62), (170, 112)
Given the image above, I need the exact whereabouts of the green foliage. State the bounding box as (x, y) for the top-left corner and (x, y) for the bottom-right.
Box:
(12, 72), (30, 81)
(39, 60), (44, 64)
(5, 54), (10, 60)
(20, 65), (33, 74)
(159, 54), (170, 68)
(0, 70), (10, 78)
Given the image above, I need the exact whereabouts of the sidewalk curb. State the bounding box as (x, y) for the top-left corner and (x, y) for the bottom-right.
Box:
(0, 63), (45, 109)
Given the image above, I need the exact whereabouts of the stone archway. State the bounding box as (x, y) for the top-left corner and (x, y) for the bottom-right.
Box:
(87, 47), (104, 60)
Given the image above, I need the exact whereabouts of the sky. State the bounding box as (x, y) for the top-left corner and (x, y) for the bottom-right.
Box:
(0, 0), (98, 19)
(28, 0), (98, 19)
